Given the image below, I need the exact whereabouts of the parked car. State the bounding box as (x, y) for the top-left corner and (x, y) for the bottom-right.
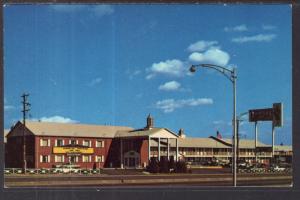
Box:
(271, 165), (286, 172)
(52, 164), (81, 174)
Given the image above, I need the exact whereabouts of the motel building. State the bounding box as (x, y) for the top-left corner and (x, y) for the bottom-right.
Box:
(5, 115), (292, 169)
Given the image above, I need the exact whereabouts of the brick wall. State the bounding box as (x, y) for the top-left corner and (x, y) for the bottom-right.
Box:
(35, 136), (113, 169)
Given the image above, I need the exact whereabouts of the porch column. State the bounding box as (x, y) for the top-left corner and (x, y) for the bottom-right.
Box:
(167, 138), (170, 160)
(176, 138), (178, 161)
(148, 136), (151, 162)
(120, 139), (123, 168)
(158, 137), (161, 161)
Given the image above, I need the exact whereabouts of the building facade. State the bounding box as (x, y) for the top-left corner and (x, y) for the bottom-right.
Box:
(5, 115), (292, 169)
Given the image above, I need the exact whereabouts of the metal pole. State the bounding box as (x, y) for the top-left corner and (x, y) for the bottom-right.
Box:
(272, 123), (275, 162)
(21, 93), (30, 174)
(148, 136), (151, 163)
(22, 98), (26, 174)
(120, 139), (123, 168)
(233, 69), (237, 187)
(255, 121), (258, 165)
(176, 138), (178, 161)
(236, 120), (239, 165)
(167, 138), (170, 160)
(158, 138), (161, 161)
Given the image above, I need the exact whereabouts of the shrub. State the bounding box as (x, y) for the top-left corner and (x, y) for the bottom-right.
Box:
(168, 157), (176, 172)
(175, 161), (187, 173)
(147, 157), (160, 173)
(159, 157), (170, 173)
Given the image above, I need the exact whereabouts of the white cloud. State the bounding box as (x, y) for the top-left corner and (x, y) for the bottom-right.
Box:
(262, 25), (277, 30)
(49, 4), (87, 12)
(189, 48), (230, 66)
(224, 24), (248, 32)
(88, 77), (102, 86)
(232, 34), (277, 43)
(158, 81), (181, 91)
(4, 98), (16, 111)
(91, 5), (114, 17)
(50, 4), (114, 18)
(36, 116), (78, 124)
(155, 98), (213, 113)
(145, 74), (155, 80)
(187, 40), (218, 52)
(147, 59), (185, 78)
(128, 70), (141, 80)
(213, 120), (225, 125)
(4, 105), (15, 111)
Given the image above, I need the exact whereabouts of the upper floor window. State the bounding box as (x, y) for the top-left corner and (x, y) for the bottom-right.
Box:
(96, 140), (104, 148)
(55, 139), (64, 147)
(69, 139), (77, 145)
(40, 139), (50, 147)
(83, 140), (91, 147)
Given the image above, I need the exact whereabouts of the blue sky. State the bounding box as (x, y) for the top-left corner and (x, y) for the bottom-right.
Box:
(3, 4), (292, 145)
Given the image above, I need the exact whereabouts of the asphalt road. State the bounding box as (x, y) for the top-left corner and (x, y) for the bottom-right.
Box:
(5, 173), (292, 188)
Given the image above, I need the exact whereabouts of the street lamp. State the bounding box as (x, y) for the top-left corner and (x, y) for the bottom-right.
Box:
(189, 63), (237, 187)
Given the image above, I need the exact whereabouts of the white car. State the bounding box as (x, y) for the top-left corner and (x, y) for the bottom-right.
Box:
(273, 166), (285, 172)
(53, 165), (80, 174)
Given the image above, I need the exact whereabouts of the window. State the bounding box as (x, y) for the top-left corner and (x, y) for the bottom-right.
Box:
(55, 139), (64, 147)
(95, 155), (105, 163)
(83, 140), (91, 147)
(55, 155), (64, 163)
(96, 140), (104, 148)
(69, 139), (77, 145)
(40, 155), (50, 163)
(82, 155), (91, 162)
(40, 139), (50, 147)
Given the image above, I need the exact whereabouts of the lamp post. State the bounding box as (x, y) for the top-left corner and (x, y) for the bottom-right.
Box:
(189, 63), (237, 187)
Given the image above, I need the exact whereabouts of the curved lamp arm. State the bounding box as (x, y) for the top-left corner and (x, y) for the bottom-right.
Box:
(190, 63), (236, 83)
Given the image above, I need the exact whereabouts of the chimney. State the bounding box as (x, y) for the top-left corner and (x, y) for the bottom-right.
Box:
(178, 128), (186, 138)
(145, 114), (154, 129)
(216, 130), (222, 139)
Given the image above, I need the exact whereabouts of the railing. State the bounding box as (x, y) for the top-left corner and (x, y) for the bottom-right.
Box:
(274, 152), (293, 156)
(4, 168), (101, 175)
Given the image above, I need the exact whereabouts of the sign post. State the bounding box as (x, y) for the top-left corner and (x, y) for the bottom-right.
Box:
(249, 103), (283, 165)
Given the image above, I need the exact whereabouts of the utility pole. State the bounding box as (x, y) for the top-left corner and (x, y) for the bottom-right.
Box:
(21, 93), (30, 174)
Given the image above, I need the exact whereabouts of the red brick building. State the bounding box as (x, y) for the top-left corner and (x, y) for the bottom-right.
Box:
(5, 115), (292, 169)
(5, 115), (179, 169)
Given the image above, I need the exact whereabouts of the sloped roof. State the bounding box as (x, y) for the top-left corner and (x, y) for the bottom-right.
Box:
(14, 121), (133, 138)
(220, 138), (270, 149)
(115, 128), (178, 138)
(178, 138), (230, 148)
(274, 145), (292, 151)
(149, 137), (230, 148)
(4, 129), (9, 143)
